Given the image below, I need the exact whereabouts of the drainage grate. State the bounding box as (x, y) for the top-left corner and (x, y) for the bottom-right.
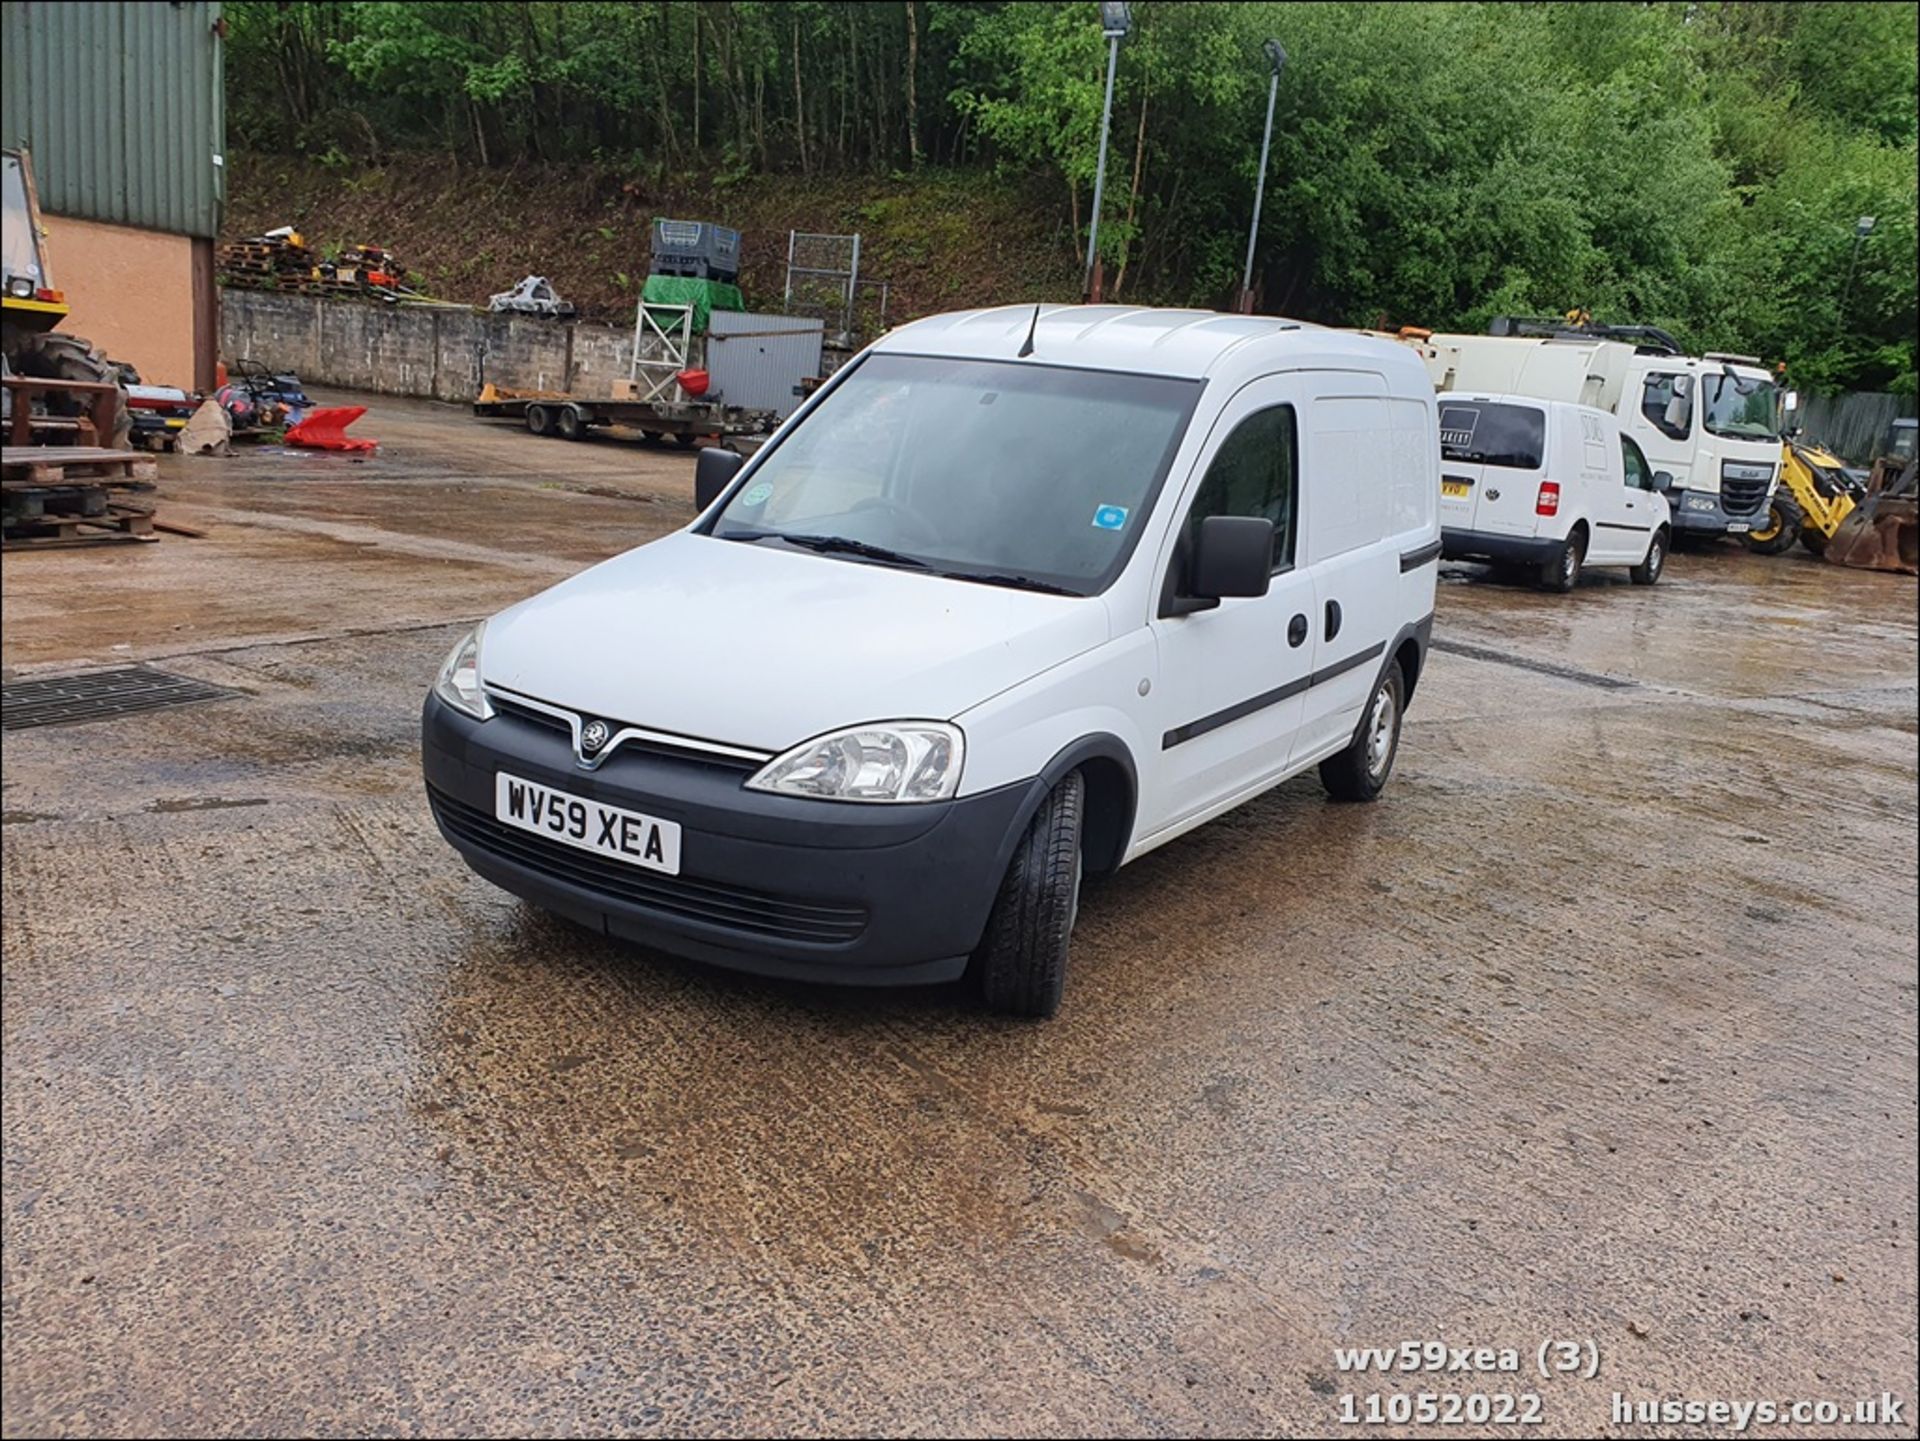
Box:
(1, 666), (241, 731)
(1430, 639), (1638, 691)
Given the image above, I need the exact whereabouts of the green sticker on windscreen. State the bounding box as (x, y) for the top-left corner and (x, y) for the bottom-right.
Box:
(741, 481), (773, 506)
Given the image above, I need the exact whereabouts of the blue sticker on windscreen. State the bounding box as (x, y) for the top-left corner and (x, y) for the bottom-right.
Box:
(741, 481), (773, 506)
(1092, 504), (1130, 530)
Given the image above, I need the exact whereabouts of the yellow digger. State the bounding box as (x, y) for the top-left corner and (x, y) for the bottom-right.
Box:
(1742, 437), (1861, 557)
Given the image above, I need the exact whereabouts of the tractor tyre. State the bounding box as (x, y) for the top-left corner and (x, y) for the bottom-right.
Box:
(16, 331), (132, 449)
(1743, 495), (1802, 555)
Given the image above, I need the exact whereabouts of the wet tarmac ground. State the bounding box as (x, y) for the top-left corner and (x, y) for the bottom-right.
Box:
(4, 393), (1916, 1436)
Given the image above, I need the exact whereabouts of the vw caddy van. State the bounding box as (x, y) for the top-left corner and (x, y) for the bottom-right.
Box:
(1437, 394), (1672, 590)
(423, 307), (1440, 1016)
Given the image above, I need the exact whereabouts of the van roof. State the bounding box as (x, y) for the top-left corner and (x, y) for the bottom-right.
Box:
(1441, 392), (1615, 425)
(873, 304), (1427, 383)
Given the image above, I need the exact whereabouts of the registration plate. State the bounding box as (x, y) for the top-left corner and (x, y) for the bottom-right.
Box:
(1441, 480), (1472, 499)
(1726, 522), (1750, 534)
(494, 772), (682, 874)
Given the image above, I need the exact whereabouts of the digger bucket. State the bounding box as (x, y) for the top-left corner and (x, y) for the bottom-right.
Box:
(285, 405), (377, 452)
(1825, 457), (1918, 575)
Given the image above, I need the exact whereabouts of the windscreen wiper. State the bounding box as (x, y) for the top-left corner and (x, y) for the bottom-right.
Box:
(732, 530), (929, 568)
(937, 569), (1078, 596)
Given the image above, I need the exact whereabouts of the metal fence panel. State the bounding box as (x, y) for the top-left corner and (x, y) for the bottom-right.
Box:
(707, 312), (825, 418)
(1797, 391), (1912, 465)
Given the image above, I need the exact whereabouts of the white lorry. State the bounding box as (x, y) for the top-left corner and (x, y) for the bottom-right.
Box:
(1401, 319), (1783, 541)
(1438, 394), (1671, 590)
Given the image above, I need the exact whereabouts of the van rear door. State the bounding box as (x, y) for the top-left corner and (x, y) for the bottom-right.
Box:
(1438, 400), (1547, 538)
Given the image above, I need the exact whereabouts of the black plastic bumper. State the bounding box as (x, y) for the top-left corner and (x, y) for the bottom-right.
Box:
(421, 694), (1041, 985)
(1440, 528), (1562, 567)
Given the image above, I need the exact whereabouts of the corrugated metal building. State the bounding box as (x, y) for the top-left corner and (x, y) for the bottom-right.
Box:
(1, 1), (225, 388)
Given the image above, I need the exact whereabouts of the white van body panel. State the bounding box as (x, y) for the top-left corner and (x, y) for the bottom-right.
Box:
(1436, 394), (1669, 572)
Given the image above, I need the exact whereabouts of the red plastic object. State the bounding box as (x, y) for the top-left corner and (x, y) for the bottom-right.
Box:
(676, 368), (711, 398)
(285, 405), (377, 452)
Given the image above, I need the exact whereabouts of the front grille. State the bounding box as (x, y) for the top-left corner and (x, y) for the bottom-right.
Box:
(1720, 474), (1771, 516)
(489, 692), (571, 735)
(487, 690), (761, 773)
(429, 787), (867, 945)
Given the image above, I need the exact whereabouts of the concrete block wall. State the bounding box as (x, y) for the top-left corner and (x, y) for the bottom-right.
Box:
(218, 288), (695, 404)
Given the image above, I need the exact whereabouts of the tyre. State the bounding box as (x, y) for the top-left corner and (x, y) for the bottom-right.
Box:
(525, 403), (555, 437)
(976, 771), (1085, 1019)
(1320, 660), (1406, 803)
(17, 331), (131, 448)
(1743, 495), (1802, 555)
(1630, 526), (1669, 586)
(1799, 527), (1830, 556)
(673, 431), (699, 449)
(1538, 527), (1586, 592)
(556, 404), (587, 441)
(641, 430), (665, 444)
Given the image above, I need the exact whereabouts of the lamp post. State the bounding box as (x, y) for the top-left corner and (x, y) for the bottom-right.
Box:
(1237, 39), (1287, 314)
(1083, 1), (1131, 303)
(1841, 213), (1876, 316)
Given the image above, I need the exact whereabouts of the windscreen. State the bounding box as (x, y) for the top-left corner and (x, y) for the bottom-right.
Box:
(2, 154), (45, 287)
(708, 353), (1201, 595)
(1437, 401), (1545, 470)
(1703, 373), (1782, 441)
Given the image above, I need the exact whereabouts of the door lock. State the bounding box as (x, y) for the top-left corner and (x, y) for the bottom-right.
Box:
(1288, 613), (1308, 648)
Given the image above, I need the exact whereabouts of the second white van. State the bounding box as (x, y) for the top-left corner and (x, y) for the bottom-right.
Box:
(1437, 394), (1671, 591)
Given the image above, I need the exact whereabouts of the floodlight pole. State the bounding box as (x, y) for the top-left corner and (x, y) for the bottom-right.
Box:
(1238, 40), (1287, 315)
(1084, 5), (1130, 303)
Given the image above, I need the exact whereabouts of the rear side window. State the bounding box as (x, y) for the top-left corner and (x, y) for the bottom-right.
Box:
(1438, 402), (1544, 470)
(1186, 405), (1297, 570)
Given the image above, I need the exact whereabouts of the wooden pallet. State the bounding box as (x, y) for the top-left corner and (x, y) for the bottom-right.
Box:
(2, 446), (159, 487)
(3, 501), (157, 550)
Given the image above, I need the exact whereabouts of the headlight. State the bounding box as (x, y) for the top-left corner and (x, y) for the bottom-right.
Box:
(746, 721), (963, 803)
(433, 623), (492, 719)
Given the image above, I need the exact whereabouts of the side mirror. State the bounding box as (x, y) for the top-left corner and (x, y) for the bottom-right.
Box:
(1652, 471), (1675, 492)
(694, 447), (745, 510)
(1188, 515), (1274, 603)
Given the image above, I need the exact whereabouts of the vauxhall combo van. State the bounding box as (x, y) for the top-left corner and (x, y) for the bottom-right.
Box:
(423, 306), (1440, 1016)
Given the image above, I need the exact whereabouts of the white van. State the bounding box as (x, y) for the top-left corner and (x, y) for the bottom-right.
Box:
(423, 306), (1440, 1017)
(1437, 394), (1672, 590)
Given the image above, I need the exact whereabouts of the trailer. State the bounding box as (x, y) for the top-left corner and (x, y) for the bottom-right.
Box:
(473, 383), (775, 449)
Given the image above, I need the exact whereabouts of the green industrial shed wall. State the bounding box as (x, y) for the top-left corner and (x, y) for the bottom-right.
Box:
(1, 0), (225, 239)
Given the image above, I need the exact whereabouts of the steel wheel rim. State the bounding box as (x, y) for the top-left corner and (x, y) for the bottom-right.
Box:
(1563, 545), (1578, 583)
(1366, 682), (1398, 778)
(1648, 538), (1664, 576)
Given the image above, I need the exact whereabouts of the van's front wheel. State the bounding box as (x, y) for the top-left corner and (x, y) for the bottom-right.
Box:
(1320, 661), (1405, 803)
(976, 771), (1084, 1019)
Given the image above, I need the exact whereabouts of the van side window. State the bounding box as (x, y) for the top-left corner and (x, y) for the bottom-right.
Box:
(1187, 405), (1297, 571)
(1641, 373), (1691, 441)
(1621, 436), (1654, 490)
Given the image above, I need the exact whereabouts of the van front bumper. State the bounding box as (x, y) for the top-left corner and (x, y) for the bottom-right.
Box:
(421, 694), (1039, 986)
(1440, 528), (1562, 567)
